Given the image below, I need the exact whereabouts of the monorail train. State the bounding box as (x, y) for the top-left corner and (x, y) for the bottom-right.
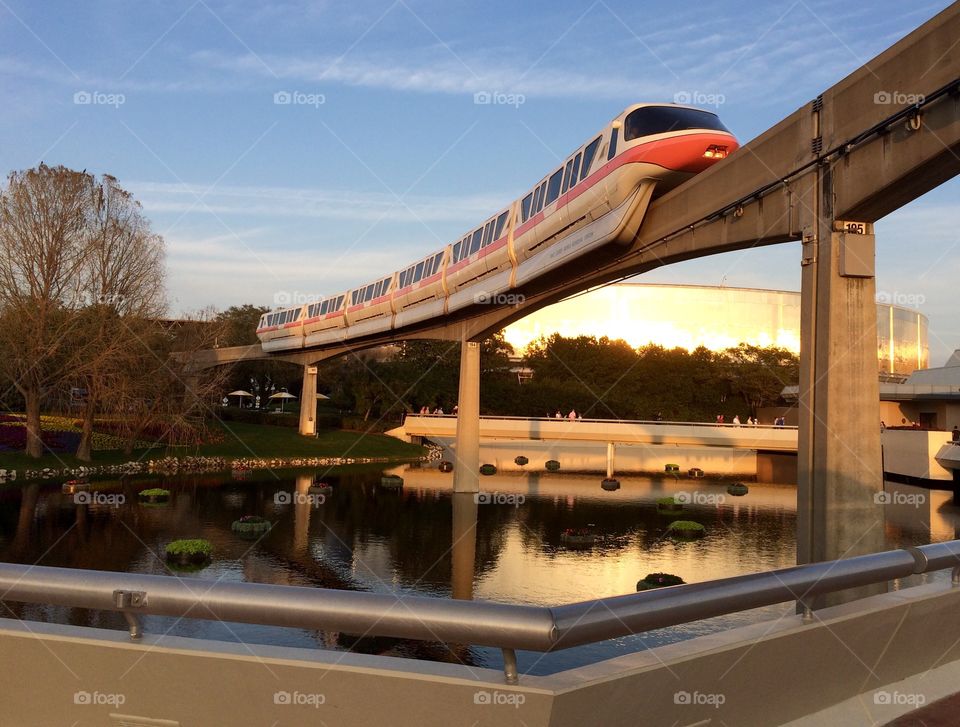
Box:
(257, 103), (739, 351)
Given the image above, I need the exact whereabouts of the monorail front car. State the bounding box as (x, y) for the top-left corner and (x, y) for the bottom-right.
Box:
(257, 103), (738, 351)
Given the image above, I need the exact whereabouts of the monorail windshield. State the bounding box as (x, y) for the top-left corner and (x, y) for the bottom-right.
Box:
(623, 106), (730, 142)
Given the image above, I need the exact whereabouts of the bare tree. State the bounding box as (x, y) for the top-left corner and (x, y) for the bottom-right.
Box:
(71, 176), (166, 460)
(0, 165), (93, 457)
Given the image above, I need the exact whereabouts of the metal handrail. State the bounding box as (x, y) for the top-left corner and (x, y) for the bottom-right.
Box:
(404, 413), (799, 430)
(1, 541), (958, 683)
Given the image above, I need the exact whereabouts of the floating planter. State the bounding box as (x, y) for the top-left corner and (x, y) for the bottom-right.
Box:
(514, 455), (529, 467)
(380, 474), (404, 489)
(138, 488), (170, 503)
(727, 483), (750, 497)
(545, 460), (561, 472)
(164, 539), (212, 567)
(637, 573), (686, 591)
(656, 497), (684, 512)
(479, 464), (497, 476)
(601, 478), (620, 491)
(688, 467), (705, 478)
(665, 463), (680, 473)
(667, 520), (706, 539)
(560, 528), (596, 547)
(231, 515), (272, 536)
(438, 461), (454, 473)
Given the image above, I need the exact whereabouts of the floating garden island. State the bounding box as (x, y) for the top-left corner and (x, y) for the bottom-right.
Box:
(231, 515), (272, 536)
(138, 488), (170, 504)
(164, 539), (212, 569)
(637, 573), (686, 591)
(727, 482), (750, 496)
(667, 520), (706, 539)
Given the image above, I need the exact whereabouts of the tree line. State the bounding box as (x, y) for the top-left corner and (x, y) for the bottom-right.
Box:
(313, 334), (798, 425)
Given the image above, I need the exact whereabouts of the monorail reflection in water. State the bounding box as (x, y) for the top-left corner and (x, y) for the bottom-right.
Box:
(0, 466), (953, 675)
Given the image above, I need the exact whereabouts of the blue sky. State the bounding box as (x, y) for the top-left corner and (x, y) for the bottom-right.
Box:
(1, 0), (958, 363)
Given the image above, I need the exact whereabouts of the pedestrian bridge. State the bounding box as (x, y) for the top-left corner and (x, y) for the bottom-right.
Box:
(393, 415), (798, 453)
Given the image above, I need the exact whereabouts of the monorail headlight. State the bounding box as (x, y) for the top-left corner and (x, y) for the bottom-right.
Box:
(703, 144), (729, 159)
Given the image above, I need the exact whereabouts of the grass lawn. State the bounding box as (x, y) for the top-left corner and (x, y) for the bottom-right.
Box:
(197, 421), (424, 460)
(0, 420), (424, 471)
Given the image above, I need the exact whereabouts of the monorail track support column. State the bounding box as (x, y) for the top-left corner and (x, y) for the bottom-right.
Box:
(298, 365), (318, 436)
(453, 340), (481, 494)
(797, 162), (885, 607)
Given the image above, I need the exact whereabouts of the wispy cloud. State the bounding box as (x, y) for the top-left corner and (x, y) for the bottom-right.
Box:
(128, 180), (510, 225)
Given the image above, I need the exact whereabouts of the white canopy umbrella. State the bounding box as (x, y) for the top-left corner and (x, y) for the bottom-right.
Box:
(227, 390), (254, 407)
(268, 391), (297, 412)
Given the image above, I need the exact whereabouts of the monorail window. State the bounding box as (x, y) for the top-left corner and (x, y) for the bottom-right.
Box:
(365, 283), (374, 302)
(482, 221), (494, 247)
(399, 270), (408, 287)
(607, 128), (618, 161)
(532, 185), (543, 214)
(581, 136), (601, 180)
(452, 242), (461, 262)
(545, 168), (563, 206)
(521, 194), (532, 222)
(570, 153), (582, 187)
(433, 252), (443, 271)
(469, 228), (483, 255)
(624, 106), (730, 141)
(335, 295), (344, 309)
(561, 159), (574, 194)
(494, 211), (508, 239)
(414, 261), (424, 282)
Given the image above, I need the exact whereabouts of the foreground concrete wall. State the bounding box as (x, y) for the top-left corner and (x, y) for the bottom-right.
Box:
(3, 581), (960, 725)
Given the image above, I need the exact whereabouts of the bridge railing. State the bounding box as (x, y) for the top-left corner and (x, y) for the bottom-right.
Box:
(403, 413), (798, 430)
(1, 540), (957, 684)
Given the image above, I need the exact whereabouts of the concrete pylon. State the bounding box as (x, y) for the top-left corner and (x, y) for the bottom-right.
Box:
(451, 493), (478, 600)
(298, 365), (318, 436)
(797, 195), (886, 604)
(453, 340), (480, 494)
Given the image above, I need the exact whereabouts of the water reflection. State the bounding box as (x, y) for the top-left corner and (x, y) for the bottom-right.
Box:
(0, 466), (955, 675)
